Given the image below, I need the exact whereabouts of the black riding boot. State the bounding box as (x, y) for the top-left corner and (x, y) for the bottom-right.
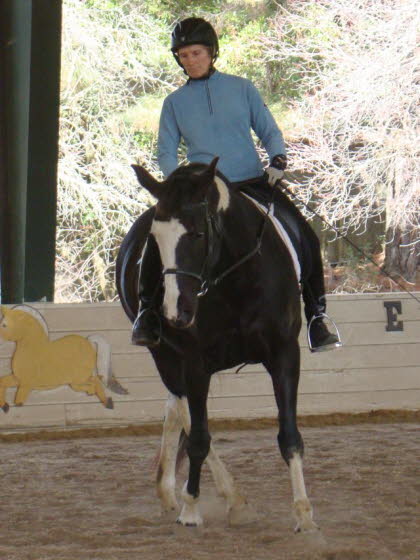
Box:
(238, 177), (341, 352)
(132, 236), (163, 347)
(302, 266), (341, 353)
(267, 183), (341, 353)
(305, 296), (341, 352)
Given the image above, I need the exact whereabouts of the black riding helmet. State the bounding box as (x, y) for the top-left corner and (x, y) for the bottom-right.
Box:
(171, 17), (219, 69)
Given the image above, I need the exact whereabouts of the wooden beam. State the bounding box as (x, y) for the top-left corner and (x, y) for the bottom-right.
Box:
(24, 0), (62, 302)
(0, 0), (62, 303)
(0, 0), (32, 303)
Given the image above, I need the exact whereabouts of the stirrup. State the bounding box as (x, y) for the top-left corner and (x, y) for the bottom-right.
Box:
(307, 312), (342, 353)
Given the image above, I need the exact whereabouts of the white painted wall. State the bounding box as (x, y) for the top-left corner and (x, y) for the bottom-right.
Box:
(0, 293), (418, 432)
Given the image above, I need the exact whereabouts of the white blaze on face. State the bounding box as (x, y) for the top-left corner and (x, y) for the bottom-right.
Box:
(151, 218), (187, 321)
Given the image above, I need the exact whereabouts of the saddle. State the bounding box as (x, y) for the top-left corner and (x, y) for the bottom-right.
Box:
(233, 177), (308, 282)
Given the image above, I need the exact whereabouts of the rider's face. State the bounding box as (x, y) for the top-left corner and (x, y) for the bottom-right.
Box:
(178, 44), (212, 79)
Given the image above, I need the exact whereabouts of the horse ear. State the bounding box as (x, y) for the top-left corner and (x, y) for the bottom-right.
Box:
(131, 164), (164, 199)
(196, 157), (219, 188)
(206, 157), (219, 180)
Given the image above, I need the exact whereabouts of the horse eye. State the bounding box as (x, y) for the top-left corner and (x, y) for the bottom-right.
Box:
(186, 231), (204, 239)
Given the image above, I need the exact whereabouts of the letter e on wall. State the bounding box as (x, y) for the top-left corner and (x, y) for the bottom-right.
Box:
(384, 301), (404, 332)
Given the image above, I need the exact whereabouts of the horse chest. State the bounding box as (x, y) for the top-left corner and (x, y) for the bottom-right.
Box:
(12, 343), (45, 383)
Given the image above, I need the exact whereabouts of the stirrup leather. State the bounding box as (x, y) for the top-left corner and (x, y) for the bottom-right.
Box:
(307, 312), (342, 353)
(132, 307), (162, 347)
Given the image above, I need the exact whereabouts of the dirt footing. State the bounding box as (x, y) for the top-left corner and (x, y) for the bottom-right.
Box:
(0, 409), (418, 443)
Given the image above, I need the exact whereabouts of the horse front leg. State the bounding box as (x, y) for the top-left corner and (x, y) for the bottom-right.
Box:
(14, 383), (32, 406)
(266, 339), (318, 533)
(0, 374), (18, 412)
(176, 396), (251, 526)
(177, 362), (211, 527)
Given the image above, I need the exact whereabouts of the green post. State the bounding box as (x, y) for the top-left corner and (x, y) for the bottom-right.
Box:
(0, 0), (32, 303)
(24, 0), (62, 302)
(0, 0), (62, 303)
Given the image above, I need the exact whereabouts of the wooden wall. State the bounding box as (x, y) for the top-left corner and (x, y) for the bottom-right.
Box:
(0, 293), (419, 432)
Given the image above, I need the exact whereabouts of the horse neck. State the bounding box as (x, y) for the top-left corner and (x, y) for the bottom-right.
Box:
(211, 191), (265, 293)
(219, 190), (263, 258)
(14, 319), (48, 347)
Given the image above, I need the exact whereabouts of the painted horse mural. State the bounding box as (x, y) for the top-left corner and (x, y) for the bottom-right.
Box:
(0, 305), (116, 411)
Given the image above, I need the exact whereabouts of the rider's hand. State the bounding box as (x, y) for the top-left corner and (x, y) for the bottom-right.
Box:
(266, 154), (287, 186)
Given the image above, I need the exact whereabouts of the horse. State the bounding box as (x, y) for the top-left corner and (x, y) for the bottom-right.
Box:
(0, 305), (116, 412)
(116, 157), (317, 532)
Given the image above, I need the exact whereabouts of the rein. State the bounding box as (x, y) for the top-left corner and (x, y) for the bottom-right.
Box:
(162, 187), (275, 297)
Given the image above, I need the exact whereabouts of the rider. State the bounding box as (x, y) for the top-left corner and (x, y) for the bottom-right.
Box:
(132, 17), (341, 352)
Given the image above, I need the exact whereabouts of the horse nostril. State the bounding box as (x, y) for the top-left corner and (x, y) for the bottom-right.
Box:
(173, 308), (194, 329)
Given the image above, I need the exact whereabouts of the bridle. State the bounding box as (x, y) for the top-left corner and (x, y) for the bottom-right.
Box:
(162, 192), (274, 298)
(162, 200), (218, 297)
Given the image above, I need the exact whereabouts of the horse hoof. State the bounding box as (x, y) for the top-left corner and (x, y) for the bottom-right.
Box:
(2, 403), (9, 413)
(176, 519), (199, 527)
(228, 502), (259, 526)
(105, 397), (114, 409)
(294, 520), (320, 534)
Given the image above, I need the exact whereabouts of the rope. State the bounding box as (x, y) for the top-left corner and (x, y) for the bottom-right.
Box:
(278, 181), (420, 305)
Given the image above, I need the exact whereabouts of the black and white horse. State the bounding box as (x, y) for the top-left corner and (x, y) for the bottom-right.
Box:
(116, 158), (317, 532)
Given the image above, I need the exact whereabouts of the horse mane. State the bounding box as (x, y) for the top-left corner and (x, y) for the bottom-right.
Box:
(12, 305), (49, 336)
(164, 163), (230, 214)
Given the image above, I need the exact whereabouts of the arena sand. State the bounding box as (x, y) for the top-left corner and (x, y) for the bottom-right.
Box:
(0, 422), (418, 560)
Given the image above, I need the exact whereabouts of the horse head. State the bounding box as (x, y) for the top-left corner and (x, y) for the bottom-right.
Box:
(0, 305), (48, 342)
(132, 157), (229, 329)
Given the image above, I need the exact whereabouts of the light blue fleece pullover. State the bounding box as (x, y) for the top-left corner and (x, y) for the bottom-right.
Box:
(157, 71), (286, 183)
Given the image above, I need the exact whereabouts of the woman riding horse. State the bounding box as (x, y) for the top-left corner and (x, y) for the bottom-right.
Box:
(132, 17), (340, 353)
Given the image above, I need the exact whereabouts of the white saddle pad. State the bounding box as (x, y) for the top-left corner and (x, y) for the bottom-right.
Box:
(242, 194), (301, 283)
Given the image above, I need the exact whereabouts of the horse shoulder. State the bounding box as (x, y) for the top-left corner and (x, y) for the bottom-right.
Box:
(11, 332), (48, 382)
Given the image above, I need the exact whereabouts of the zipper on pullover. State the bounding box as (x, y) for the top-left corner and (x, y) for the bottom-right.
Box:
(187, 71), (215, 116)
(205, 80), (213, 115)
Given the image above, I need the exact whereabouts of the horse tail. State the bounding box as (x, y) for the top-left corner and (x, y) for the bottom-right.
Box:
(87, 334), (128, 395)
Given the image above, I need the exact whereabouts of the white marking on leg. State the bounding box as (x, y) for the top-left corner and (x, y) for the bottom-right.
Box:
(156, 394), (182, 513)
(289, 454), (307, 502)
(177, 481), (203, 526)
(177, 398), (235, 500)
(176, 397), (250, 525)
(214, 176), (230, 211)
(176, 396), (191, 433)
(150, 219), (187, 321)
(289, 453), (318, 532)
(206, 444), (253, 525)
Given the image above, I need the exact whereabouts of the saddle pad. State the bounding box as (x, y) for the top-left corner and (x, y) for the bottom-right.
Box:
(242, 193), (301, 283)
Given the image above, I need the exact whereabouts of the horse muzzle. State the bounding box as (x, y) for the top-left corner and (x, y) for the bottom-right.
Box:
(163, 302), (196, 330)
